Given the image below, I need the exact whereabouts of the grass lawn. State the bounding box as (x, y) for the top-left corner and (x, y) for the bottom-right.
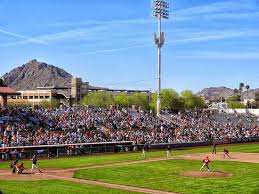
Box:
(0, 151), (165, 170)
(0, 143), (258, 170)
(74, 159), (259, 194)
(0, 180), (140, 194)
(0, 143), (258, 194)
(0, 148), (209, 170)
(217, 143), (259, 153)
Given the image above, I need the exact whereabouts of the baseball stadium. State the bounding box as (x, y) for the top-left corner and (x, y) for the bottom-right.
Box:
(0, 106), (259, 194)
(1, 0), (259, 194)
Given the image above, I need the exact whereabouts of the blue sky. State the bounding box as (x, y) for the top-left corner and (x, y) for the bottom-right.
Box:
(0, 0), (259, 92)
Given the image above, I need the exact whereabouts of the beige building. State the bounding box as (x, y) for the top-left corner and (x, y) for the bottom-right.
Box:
(70, 77), (89, 106)
(0, 79), (20, 107)
(7, 77), (91, 107)
(8, 89), (53, 107)
(7, 77), (150, 107)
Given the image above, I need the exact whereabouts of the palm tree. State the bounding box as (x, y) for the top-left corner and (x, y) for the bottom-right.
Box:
(239, 82), (245, 101)
(233, 88), (240, 101)
(239, 82), (245, 89)
(234, 89), (239, 94)
(233, 83), (249, 102)
(245, 85), (250, 99)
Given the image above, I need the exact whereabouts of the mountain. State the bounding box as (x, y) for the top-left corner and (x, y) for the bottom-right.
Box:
(1, 59), (72, 90)
(2, 59), (259, 100)
(197, 87), (234, 100)
(197, 87), (259, 100)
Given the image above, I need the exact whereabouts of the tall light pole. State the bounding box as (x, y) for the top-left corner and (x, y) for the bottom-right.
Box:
(153, 0), (169, 117)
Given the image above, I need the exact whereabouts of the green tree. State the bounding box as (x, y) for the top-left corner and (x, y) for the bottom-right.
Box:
(239, 82), (245, 89)
(161, 89), (179, 109)
(227, 96), (240, 102)
(254, 92), (259, 108)
(150, 89), (185, 111)
(228, 101), (246, 109)
(81, 91), (114, 107)
(114, 92), (131, 107)
(181, 90), (206, 109)
(245, 85), (250, 98)
(239, 82), (245, 100)
(129, 93), (150, 110)
(40, 98), (59, 108)
(233, 83), (251, 101)
(234, 88), (239, 94)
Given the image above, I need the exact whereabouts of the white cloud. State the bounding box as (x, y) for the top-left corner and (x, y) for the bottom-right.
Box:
(77, 29), (259, 56)
(170, 0), (258, 22)
(79, 44), (149, 56)
(0, 25), (109, 47)
(175, 51), (259, 60)
(167, 30), (259, 45)
(174, 0), (256, 16)
(0, 28), (47, 45)
(1, 0), (258, 49)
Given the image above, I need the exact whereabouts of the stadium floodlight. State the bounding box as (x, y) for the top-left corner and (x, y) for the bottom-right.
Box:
(152, 0), (169, 117)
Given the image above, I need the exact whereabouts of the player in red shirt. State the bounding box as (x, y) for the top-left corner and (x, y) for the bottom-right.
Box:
(16, 162), (25, 174)
(200, 156), (211, 172)
(223, 148), (231, 159)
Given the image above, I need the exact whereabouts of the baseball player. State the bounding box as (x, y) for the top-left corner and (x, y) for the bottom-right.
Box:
(16, 162), (25, 174)
(31, 155), (43, 173)
(10, 159), (18, 174)
(166, 145), (172, 157)
(223, 148), (231, 159)
(211, 141), (217, 154)
(200, 156), (211, 172)
(142, 144), (148, 159)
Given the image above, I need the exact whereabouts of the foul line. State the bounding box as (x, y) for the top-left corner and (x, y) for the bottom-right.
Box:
(45, 173), (178, 194)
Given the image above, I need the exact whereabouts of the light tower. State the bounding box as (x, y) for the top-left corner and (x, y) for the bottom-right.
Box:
(153, 0), (169, 117)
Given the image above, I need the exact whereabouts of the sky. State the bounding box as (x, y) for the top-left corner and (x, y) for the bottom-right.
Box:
(0, 0), (259, 92)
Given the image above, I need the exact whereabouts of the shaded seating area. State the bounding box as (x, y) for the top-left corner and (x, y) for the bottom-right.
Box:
(0, 79), (20, 107)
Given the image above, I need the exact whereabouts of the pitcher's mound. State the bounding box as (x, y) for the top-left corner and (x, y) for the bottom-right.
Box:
(180, 171), (232, 178)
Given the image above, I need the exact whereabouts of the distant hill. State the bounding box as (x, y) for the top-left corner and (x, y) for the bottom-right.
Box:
(1, 59), (259, 100)
(197, 87), (259, 100)
(197, 87), (234, 100)
(1, 59), (72, 90)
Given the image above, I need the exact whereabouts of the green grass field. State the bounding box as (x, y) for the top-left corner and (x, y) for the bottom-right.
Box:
(0, 180), (140, 194)
(0, 143), (258, 194)
(1, 143), (258, 170)
(74, 159), (259, 194)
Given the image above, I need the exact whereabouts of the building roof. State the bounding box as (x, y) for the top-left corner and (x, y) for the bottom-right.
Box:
(0, 86), (20, 95)
(88, 86), (150, 93)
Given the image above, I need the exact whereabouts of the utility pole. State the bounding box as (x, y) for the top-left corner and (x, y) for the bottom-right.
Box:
(153, 0), (169, 117)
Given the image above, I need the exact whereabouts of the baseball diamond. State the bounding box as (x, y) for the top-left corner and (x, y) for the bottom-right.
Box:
(0, 144), (259, 194)
(1, 0), (259, 193)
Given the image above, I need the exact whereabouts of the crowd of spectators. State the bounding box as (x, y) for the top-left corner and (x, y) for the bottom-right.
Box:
(0, 107), (259, 150)
(0, 107), (174, 148)
(172, 111), (259, 143)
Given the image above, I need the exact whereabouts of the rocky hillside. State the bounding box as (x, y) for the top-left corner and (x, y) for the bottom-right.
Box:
(197, 87), (259, 100)
(197, 87), (234, 100)
(1, 59), (72, 90)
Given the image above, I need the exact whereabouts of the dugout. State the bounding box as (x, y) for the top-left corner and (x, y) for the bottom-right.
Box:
(0, 141), (133, 160)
